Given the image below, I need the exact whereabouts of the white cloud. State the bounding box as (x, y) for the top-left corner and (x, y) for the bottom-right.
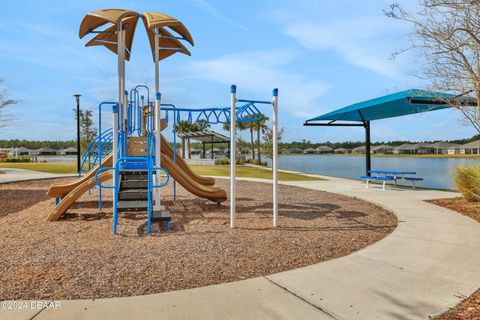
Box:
(284, 17), (410, 78)
(187, 50), (330, 118)
(268, 0), (414, 78)
(187, 0), (257, 36)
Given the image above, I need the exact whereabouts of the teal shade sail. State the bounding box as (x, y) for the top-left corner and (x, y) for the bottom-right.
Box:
(305, 89), (475, 123)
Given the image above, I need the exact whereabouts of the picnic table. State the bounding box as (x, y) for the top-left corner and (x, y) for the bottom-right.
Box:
(361, 170), (423, 190)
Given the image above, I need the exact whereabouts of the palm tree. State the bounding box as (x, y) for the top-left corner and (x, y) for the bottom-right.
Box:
(244, 115), (256, 161)
(253, 115), (269, 164)
(195, 119), (210, 131)
(223, 121), (247, 161)
(175, 120), (190, 158)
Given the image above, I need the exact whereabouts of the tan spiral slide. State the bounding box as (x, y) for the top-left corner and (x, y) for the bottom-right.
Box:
(47, 137), (225, 221)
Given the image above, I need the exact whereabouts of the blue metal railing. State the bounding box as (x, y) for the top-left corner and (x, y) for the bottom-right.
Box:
(90, 84), (270, 235)
(79, 128), (113, 176)
(160, 102), (263, 126)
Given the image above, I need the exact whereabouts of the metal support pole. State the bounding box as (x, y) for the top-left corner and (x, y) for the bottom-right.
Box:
(365, 120), (371, 176)
(112, 21), (124, 235)
(211, 136), (214, 160)
(173, 110), (177, 201)
(154, 27), (162, 211)
(73, 94), (81, 174)
(272, 88), (279, 227)
(230, 85), (237, 228)
(121, 29), (127, 156)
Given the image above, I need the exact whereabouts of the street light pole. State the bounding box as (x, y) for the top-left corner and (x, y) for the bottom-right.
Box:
(73, 94), (81, 174)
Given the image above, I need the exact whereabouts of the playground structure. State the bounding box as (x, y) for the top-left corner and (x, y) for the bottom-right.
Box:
(46, 9), (279, 234)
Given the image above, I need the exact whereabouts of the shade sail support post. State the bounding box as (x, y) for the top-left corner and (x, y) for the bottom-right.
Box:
(364, 120), (371, 176)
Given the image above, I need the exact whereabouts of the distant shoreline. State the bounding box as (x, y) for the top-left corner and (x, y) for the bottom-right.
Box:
(280, 153), (480, 159)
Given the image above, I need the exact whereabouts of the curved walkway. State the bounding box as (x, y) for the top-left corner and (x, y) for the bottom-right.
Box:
(3, 176), (480, 320)
(0, 168), (75, 184)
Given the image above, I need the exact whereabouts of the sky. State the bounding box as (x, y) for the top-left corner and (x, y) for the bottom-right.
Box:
(0, 0), (477, 143)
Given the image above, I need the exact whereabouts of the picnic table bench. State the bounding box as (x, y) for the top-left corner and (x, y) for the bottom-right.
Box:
(360, 170), (424, 190)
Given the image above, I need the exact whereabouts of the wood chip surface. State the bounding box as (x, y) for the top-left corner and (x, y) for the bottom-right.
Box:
(0, 178), (397, 300)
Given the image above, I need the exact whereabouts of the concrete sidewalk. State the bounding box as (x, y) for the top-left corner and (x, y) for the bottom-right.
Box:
(2, 176), (480, 320)
(0, 168), (75, 184)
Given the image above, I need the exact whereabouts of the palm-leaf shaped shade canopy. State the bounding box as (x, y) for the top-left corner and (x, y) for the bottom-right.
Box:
(79, 9), (138, 61)
(78, 9), (194, 62)
(142, 12), (194, 61)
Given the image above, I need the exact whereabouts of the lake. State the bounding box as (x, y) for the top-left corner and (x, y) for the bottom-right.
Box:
(262, 155), (480, 190)
(35, 154), (479, 190)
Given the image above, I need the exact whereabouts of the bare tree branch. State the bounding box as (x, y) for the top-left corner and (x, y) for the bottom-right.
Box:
(386, 0), (480, 133)
(0, 79), (18, 129)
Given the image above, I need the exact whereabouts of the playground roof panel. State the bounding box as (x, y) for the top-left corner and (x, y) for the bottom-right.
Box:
(305, 89), (477, 123)
(142, 12), (194, 62)
(142, 12), (194, 46)
(85, 15), (139, 61)
(143, 25), (191, 61)
(79, 9), (138, 39)
(79, 10), (193, 62)
(177, 130), (230, 143)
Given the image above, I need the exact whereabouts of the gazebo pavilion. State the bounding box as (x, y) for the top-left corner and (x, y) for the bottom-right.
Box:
(177, 130), (230, 159)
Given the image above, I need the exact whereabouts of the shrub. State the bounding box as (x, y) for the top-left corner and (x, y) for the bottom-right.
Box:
(217, 156), (247, 165)
(0, 157), (31, 163)
(246, 158), (268, 166)
(454, 164), (480, 202)
(236, 156), (245, 165)
(218, 157), (230, 165)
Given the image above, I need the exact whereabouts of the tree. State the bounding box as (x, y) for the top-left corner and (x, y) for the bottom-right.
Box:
(244, 115), (257, 161)
(262, 126), (284, 160)
(385, 1), (480, 132)
(175, 120), (191, 158)
(223, 121), (248, 162)
(0, 79), (18, 129)
(253, 115), (269, 164)
(73, 108), (97, 152)
(222, 121), (248, 133)
(194, 119), (210, 131)
(175, 120), (210, 159)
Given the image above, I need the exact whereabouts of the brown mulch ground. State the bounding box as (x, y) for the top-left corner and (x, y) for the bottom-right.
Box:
(0, 178), (397, 300)
(428, 198), (480, 223)
(435, 289), (480, 320)
(428, 198), (480, 319)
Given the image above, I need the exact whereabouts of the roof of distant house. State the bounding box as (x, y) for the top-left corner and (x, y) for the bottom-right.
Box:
(462, 139), (480, 149)
(316, 145), (332, 151)
(35, 147), (57, 152)
(427, 141), (460, 149)
(352, 145), (366, 150)
(372, 144), (394, 150)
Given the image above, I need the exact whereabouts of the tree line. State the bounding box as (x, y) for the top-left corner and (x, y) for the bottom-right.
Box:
(279, 134), (480, 151)
(3, 133), (478, 153)
(0, 139), (76, 150)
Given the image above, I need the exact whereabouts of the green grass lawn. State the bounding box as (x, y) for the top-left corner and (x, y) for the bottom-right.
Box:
(0, 162), (77, 174)
(0, 162), (321, 181)
(189, 165), (321, 181)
